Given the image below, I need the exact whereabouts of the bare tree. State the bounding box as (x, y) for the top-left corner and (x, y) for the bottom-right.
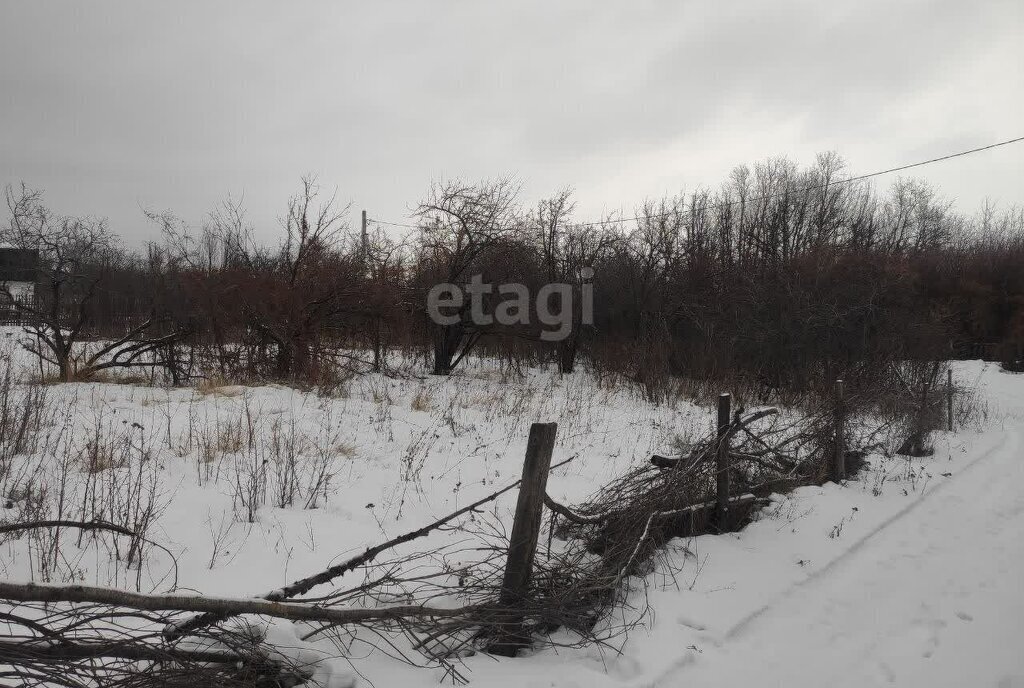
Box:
(361, 225), (410, 372)
(534, 190), (616, 373)
(1, 184), (187, 381)
(415, 178), (522, 375)
(210, 178), (361, 381)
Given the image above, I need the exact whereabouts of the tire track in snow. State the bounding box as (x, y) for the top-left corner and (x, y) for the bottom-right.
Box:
(644, 428), (1020, 688)
(724, 431), (1010, 641)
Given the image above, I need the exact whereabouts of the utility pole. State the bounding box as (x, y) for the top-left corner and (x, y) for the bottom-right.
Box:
(360, 210), (368, 269)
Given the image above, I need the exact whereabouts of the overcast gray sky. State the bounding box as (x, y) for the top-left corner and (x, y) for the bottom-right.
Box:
(1, 0), (1021, 245)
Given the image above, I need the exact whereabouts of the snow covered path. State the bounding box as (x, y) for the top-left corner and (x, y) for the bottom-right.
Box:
(660, 426), (1024, 688)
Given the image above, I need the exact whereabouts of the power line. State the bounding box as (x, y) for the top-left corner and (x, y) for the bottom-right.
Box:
(368, 135), (1024, 231)
(368, 217), (420, 229)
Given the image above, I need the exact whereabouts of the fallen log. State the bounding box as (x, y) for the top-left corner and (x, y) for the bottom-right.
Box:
(0, 581), (482, 627)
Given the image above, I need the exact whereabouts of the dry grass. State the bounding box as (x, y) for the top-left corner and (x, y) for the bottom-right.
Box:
(198, 418), (246, 464)
(458, 389), (506, 410)
(196, 375), (244, 397)
(410, 386), (433, 412)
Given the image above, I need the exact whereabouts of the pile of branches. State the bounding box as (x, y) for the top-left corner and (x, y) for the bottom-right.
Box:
(404, 406), (853, 659)
(0, 597), (308, 688)
(524, 368), (951, 648)
(523, 409), (795, 640)
(0, 520), (320, 687)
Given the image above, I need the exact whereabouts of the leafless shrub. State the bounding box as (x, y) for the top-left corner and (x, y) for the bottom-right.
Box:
(302, 410), (350, 510)
(268, 415), (303, 509)
(72, 416), (167, 585)
(313, 358), (356, 398)
(953, 379), (989, 431)
(0, 353), (50, 497)
(231, 445), (268, 524)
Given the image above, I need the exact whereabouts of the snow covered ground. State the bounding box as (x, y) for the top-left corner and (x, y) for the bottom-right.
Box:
(665, 419), (1024, 688)
(0, 325), (1021, 687)
(453, 361), (1024, 688)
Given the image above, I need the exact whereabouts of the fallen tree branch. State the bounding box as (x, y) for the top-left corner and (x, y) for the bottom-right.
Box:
(650, 408), (779, 469)
(0, 582), (483, 626)
(725, 408), (779, 441)
(165, 456), (577, 640)
(543, 494), (605, 524)
(738, 425), (798, 469)
(611, 493), (759, 588)
(649, 454), (683, 469)
(0, 520), (180, 590)
(0, 520), (136, 537)
(0, 638), (263, 665)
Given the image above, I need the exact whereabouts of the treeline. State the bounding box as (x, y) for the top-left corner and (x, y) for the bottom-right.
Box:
(3, 152), (1023, 394)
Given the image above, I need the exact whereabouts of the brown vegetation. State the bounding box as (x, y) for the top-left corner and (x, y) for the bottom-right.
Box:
(3, 154), (1022, 397)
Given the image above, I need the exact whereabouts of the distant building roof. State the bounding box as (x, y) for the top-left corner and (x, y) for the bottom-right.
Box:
(0, 248), (38, 283)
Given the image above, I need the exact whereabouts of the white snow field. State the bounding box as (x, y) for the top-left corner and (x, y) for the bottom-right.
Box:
(0, 328), (1022, 687)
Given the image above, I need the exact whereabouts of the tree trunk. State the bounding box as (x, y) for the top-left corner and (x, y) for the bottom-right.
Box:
(275, 342), (293, 379)
(372, 316), (383, 372)
(166, 341), (182, 386)
(54, 338), (72, 382)
(557, 334), (578, 374)
(292, 332), (311, 380)
(432, 323), (460, 376)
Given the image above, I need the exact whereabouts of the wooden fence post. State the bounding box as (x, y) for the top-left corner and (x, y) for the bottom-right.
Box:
(947, 368), (954, 432)
(832, 379), (845, 482)
(716, 393), (731, 529)
(492, 422), (557, 656)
